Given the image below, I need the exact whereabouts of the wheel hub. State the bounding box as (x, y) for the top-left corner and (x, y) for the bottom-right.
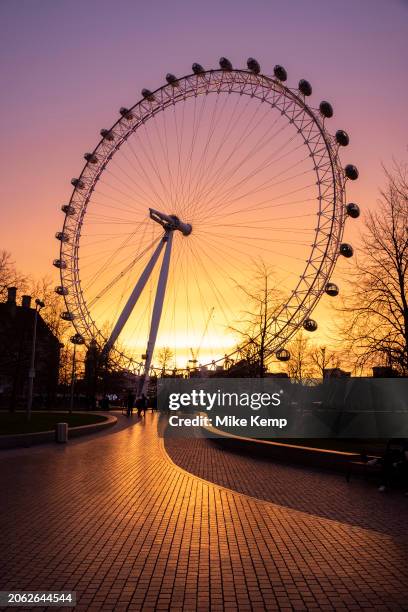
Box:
(149, 208), (192, 236)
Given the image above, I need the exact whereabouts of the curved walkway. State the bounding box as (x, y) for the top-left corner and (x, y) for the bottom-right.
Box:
(0, 413), (407, 611)
(165, 427), (408, 537)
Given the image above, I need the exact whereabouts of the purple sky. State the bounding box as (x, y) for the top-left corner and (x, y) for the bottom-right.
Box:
(0, 0), (407, 277)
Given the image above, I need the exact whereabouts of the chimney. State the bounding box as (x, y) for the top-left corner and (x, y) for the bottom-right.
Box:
(22, 295), (32, 309)
(7, 287), (17, 304)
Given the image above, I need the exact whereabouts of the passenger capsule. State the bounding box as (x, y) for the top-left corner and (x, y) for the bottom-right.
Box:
(192, 63), (205, 74)
(61, 204), (75, 215)
(336, 130), (349, 146)
(166, 73), (178, 85)
(345, 164), (359, 180)
(55, 231), (69, 243)
(298, 79), (312, 96)
(100, 129), (114, 141)
(61, 311), (75, 321)
(340, 243), (354, 258)
(274, 65), (287, 81)
(70, 333), (85, 345)
(84, 152), (98, 164)
(141, 88), (155, 101)
(219, 57), (233, 71)
(55, 285), (68, 296)
(303, 318), (318, 332)
(276, 348), (291, 362)
(346, 202), (360, 218)
(247, 57), (260, 74)
(319, 101), (333, 118)
(325, 283), (339, 297)
(71, 178), (85, 189)
(53, 259), (67, 270)
(119, 107), (133, 120)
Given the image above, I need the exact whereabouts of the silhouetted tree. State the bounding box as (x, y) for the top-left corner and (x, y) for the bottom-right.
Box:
(284, 332), (315, 383)
(0, 251), (27, 300)
(338, 163), (408, 374)
(230, 261), (282, 377)
(157, 346), (174, 374)
(310, 346), (341, 379)
(30, 277), (70, 340)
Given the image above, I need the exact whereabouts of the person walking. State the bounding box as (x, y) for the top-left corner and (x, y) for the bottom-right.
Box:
(126, 390), (135, 417)
(135, 393), (147, 417)
(140, 393), (147, 416)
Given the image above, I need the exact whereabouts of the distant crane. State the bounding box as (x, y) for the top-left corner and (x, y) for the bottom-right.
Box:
(188, 307), (215, 370)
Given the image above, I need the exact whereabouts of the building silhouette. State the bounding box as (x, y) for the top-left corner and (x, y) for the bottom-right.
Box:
(0, 287), (60, 410)
(323, 367), (351, 378)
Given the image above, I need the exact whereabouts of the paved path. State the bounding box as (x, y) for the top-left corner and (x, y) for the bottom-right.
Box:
(1, 413), (407, 611)
(165, 427), (408, 536)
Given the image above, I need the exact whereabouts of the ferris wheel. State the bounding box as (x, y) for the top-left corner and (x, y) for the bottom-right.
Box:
(54, 57), (360, 384)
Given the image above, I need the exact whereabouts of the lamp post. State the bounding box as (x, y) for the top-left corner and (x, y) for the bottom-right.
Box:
(26, 298), (45, 421)
(69, 333), (84, 413)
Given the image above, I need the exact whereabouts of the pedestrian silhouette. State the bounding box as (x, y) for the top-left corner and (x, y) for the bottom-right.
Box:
(126, 390), (135, 417)
(136, 393), (147, 417)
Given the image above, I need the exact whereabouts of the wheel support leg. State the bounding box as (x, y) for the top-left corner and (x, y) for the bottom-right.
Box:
(138, 231), (173, 395)
(102, 236), (166, 357)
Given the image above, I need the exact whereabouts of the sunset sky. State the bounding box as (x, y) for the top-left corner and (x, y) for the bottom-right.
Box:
(1, 0), (407, 367)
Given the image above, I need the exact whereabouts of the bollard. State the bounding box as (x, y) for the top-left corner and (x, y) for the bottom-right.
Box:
(56, 422), (68, 443)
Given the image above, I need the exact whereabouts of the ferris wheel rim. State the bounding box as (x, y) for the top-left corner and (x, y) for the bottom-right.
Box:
(57, 66), (347, 372)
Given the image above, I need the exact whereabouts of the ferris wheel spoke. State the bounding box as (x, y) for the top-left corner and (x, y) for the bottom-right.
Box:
(92, 184), (151, 215)
(81, 220), (152, 293)
(174, 93), (200, 215)
(194, 165), (313, 226)
(180, 92), (214, 218)
(171, 101), (187, 216)
(206, 211), (316, 228)
(198, 141), (309, 219)
(195, 117), (296, 215)
(178, 245), (217, 357)
(96, 171), (152, 207)
(187, 94), (253, 216)
(193, 231), (304, 284)
(196, 184), (316, 225)
(180, 93), (211, 217)
(197, 229), (311, 248)
(190, 99), (272, 217)
(181, 90), (238, 219)
(187, 240), (265, 350)
(166, 238), (187, 361)
(86, 236), (162, 308)
(125, 138), (170, 211)
(205, 224), (312, 234)
(119, 142), (171, 206)
(84, 199), (148, 218)
(102, 165), (155, 206)
(197, 110), (293, 213)
(108, 152), (166, 211)
(199, 195), (315, 224)
(203, 138), (306, 215)
(182, 88), (236, 220)
(193, 94), (273, 201)
(138, 121), (176, 207)
(185, 239), (237, 332)
(196, 229), (307, 262)
(156, 105), (179, 213)
(85, 211), (147, 224)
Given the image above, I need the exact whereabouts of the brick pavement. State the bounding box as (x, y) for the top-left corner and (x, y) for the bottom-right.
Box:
(0, 412), (407, 611)
(164, 427), (408, 537)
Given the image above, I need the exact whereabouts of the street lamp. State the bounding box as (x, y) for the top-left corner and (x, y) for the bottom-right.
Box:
(26, 298), (45, 421)
(69, 333), (84, 413)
